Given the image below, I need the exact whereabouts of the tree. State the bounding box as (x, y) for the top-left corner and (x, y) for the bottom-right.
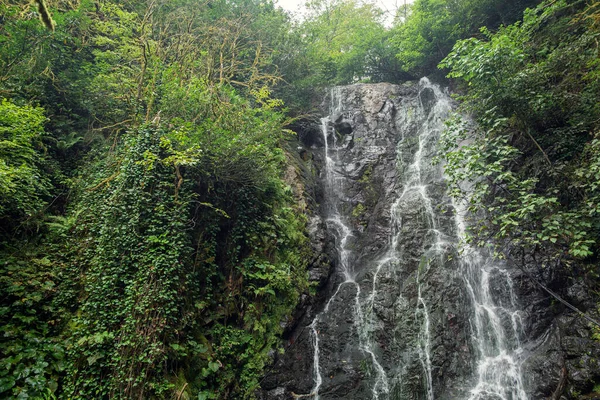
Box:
(389, 0), (540, 77)
(295, 0), (398, 85)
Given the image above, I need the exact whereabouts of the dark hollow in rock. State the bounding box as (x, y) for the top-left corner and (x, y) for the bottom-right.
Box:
(335, 120), (353, 135)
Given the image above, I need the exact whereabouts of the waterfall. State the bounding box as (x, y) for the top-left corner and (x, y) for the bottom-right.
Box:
(309, 86), (389, 399)
(453, 199), (527, 400)
(293, 80), (527, 400)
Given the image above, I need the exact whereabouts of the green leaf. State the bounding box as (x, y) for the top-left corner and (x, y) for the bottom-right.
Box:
(208, 361), (220, 372)
(0, 377), (16, 393)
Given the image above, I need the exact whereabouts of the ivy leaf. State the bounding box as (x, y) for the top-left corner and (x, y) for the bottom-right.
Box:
(208, 361), (220, 372)
(0, 377), (16, 393)
(87, 354), (102, 366)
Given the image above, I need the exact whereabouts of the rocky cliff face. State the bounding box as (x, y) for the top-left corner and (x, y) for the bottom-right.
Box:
(260, 81), (600, 400)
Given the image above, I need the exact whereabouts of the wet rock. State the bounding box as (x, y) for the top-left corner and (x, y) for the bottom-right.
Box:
(259, 81), (600, 400)
(418, 86), (437, 115)
(522, 324), (565, 398)
(298, 123), (325, 148)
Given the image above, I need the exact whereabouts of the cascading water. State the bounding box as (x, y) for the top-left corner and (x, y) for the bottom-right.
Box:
(453, 199), (527, 400)
(276, 80), (529, 400)
(309, 87), (389, 400)
(396, 80), (453, 400)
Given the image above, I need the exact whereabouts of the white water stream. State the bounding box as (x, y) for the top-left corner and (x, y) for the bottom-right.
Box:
(453, 199), (527, 400)
(309, 88), (366, 399)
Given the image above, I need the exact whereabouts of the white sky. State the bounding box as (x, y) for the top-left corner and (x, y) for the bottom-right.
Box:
(275, 0), (414, 24)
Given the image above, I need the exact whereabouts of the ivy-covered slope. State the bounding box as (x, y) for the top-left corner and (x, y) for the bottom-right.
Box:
(2, 117), (309, 399)
(0, 0), (311, 398)
(58, 122), (308, 399)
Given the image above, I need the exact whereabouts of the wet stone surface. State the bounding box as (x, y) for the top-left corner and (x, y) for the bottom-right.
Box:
(259, 81), (600, 400)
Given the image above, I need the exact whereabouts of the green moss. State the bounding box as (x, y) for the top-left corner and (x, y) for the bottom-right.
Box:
(352, 203), (366, 218)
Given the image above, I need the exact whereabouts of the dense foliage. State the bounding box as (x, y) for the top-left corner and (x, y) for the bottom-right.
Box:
(439, 0), (600, 268)
(289, 0), (402, 87)
(0, 100), (52, 232)
(390, 0), (539, 78)
(0, 0), (308, 398)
